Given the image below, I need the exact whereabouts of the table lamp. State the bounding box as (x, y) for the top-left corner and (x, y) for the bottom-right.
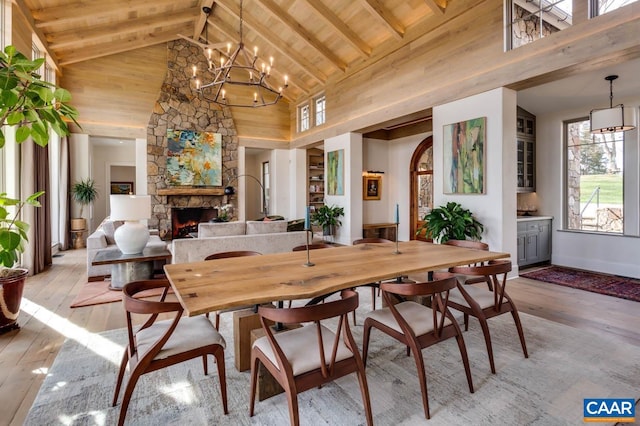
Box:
(110, 195), (151, 254)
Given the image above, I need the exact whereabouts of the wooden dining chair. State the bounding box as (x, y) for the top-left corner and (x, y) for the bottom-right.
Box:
(112, 279), (228, 426)
(291, 242), (334, 251)
(362, 274), (474, 420)
(352, 238), (394, 313)
(205, 250), (262, 329)
(444, 239), (491, 287)
(250, 289), (373, 426)
(447, 260), (528, 374)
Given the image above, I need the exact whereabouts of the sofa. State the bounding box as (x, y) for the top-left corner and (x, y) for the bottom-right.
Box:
(171, 220), (307, 264)
(86, 219), (167, 281)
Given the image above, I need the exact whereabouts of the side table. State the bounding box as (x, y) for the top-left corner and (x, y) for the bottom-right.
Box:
(91, 247), (172, 290)
(71, 229), (87, 249)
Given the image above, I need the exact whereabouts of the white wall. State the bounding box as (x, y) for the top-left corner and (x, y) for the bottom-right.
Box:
(324, 133), (363, 245)
(291, 148), (308, 220)
(69, 133), (91, 225)
(535, 98), (640, 278)
(362, 139), (389, 224)
(433, 88), (518, 270)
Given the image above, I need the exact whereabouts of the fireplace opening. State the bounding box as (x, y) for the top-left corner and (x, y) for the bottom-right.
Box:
(171, 207), (217, 239)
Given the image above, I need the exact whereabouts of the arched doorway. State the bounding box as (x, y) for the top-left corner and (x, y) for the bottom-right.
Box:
(410, 137), (433, 241)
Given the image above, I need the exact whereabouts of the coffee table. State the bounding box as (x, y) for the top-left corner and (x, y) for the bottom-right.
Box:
(92, 247), (172, 290)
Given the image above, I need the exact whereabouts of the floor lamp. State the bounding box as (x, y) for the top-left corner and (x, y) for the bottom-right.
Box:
(224, 174), (269, 218)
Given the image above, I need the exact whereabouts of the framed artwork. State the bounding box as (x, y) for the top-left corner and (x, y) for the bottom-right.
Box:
(443, 117), (486, 194)
(327, 149), (344, 195)
(110, 182), (133, 194)
(363, 175), (382, 200)
(166, 130), (222, 186)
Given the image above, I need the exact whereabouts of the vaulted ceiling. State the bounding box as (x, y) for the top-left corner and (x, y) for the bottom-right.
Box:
(22, 0), (457, 102)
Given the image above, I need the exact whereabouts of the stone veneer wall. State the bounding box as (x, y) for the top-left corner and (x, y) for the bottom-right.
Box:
(147, 40), (238, 238)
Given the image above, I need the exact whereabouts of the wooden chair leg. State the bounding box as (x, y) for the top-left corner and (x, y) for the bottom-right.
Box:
(117, 368), (143, 426)
(464, 313), (469, 331)
(285, 388), (300, 426)
(215, 312), (221, 330)
(214, 348), (228, 414)
(370, 287), (376, 311)
(249, 356), (260, 416)
(477, 317), (496, 374)
(112, 349), (129, 406)
(511, 309), (529, 358)
(454, 333), (474, 393)
(410, 344), (430, 419)
(361, 321), (372, 365)
(202, 354), (208, 375)
(354, 359), (374, 426)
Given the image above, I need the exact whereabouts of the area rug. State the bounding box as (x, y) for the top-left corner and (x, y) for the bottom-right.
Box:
(24, 311), (640, 425)
(70, 280), (170, 308)
(521, 265), (640, 302)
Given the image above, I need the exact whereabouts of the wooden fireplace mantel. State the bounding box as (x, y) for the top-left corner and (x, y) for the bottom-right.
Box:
(157, 187), (225, 196)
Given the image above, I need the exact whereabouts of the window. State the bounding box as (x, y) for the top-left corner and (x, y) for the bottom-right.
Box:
(565, 118), (623, 233)
(590, 0), (637, 17)
(261, 161), (270, 214)
(299, 103), (310, 132)
(314, 95), (325, 126)
(506, 0), (572, 50)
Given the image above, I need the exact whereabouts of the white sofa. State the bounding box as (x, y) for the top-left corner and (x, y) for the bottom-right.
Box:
(171, 220), (307, 264)
(86, 219), (166, 280)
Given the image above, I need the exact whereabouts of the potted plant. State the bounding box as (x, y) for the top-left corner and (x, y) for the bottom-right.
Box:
(311, 204), (345, 236)
(70, 178), (98, 231)
(417, 201), (484, 243)
(0, 45), (78, 333)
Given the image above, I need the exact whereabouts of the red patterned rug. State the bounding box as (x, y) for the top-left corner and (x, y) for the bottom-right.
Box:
(521, 266), (640, 302)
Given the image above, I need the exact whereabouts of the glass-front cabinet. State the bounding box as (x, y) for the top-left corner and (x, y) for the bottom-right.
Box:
(517, 107), (536, 192)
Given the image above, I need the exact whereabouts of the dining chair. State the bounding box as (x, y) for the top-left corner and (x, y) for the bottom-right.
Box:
(250, 289), (373, 426)
(112, 279), (228, 426)
(444, 239), (492, 287)
(291, 242), (334, 251)
(447, 260), (528, 374)
(205, 250), (262, 329)
(352, 238), (394, 313)
(362, 274), (474, 420)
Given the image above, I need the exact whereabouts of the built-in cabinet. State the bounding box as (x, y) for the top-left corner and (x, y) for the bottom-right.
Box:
(517, 107), (536, 193)
(517, 217), (552, 267)
(307, 148), (324, 210)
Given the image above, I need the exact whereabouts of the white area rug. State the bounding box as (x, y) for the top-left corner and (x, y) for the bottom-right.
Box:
(25, 303), (640, 425)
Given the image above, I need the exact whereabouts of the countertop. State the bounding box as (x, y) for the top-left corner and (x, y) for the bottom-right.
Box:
(516, 215), (553, 222)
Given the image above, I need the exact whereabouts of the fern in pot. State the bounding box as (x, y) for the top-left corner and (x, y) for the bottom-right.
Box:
(417, 201), (484, 243)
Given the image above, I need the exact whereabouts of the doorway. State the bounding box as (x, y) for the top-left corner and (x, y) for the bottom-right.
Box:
(410, 137), (433, 241)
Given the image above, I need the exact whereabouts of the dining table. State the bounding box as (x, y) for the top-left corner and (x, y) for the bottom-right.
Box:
(163, 240), (510, 317)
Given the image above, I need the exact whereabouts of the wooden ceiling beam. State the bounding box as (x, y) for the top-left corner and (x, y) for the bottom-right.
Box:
(32, 0), (188, 30)
(193, 0), (215, 40)
(359, 0), (405, 40)
(13, 0), (61, 72)
(305, 0), (371, 57)
(255, 0), (346, 71)
(48, 9), (199, 50)
(58, 27), (187, 66)
(215, 0), (327, 84)
(424, 0), (448, 15)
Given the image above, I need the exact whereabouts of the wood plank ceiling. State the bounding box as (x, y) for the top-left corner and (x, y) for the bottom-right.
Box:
(24, 0), (453, 103)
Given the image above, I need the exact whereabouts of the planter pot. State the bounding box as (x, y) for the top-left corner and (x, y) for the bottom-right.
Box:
(71, 218), (86, 231)
(0, 268), (28, 333)
(322, 225), (334, 236)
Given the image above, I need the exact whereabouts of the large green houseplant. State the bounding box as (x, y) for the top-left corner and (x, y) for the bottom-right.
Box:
(70, 178), (98, 231)
(0, 45), (78, 332)
(311, 204), (344, 236)
(417, 201), (484, 243)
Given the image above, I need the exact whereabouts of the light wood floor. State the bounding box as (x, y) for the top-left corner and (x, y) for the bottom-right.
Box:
(1, 249), (639, 425)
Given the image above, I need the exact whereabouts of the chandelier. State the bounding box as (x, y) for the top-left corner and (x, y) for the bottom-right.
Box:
(590, 75), (636, 134)
(190, 1), (287, 108)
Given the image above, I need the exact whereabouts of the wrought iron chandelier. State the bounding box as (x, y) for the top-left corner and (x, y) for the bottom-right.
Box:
(190, 1), (287, 107)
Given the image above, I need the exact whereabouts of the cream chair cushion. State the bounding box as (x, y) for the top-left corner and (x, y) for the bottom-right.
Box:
(253, 324), (353, 376)
(448, 285), (496, 309)
(366, 301), (452, 336)
(246, 220), (287, 234)
(198, 221), (246, 237)
(137, 316), (226, 360)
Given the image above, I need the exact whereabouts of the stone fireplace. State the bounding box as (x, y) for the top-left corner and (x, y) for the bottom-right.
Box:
(146, 40), (238, 239)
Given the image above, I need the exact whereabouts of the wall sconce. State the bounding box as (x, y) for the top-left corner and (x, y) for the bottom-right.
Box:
(590, 75), (636, 134)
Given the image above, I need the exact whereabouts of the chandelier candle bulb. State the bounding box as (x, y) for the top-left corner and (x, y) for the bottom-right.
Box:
(254, 46), (258, 57)
(227, 43), (231, 54)
(192, 65), (196, 77)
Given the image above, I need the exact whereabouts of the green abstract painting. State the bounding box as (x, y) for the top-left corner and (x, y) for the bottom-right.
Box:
(443, 117), (486, 194)
(327, 149), (344, 195)
(166, 130), (222, 186)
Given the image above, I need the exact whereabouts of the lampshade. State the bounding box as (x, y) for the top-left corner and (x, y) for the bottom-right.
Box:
(110, 195), (151, 221)
(110, 195), (151, 254)
(590, 105), (636, 134)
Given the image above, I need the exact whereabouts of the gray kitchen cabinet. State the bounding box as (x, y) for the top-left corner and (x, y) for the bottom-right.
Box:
(517, 107), (536, 193)
(517, 218), (552, 267)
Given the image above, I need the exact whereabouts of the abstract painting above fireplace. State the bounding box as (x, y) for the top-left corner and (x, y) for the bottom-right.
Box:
(171, 207), (218, 239)
(166, 130), (222, 186)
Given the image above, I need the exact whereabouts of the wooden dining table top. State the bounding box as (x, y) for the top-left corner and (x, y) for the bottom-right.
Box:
(163, 240), (510, 317)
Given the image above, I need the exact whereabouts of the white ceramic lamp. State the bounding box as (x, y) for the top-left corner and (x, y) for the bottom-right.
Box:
(110, 195), (151, 254)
